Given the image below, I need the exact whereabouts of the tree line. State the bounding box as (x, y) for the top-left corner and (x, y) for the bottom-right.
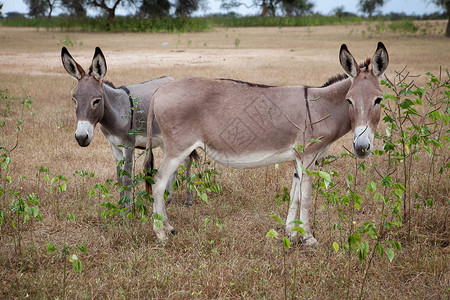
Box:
(0, 0), (420, 20)
(0, 0), (449, 36)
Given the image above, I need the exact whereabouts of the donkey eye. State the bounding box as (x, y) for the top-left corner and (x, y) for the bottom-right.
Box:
(374, 97), (382, 105)
(346, 99), (354, 108)
(92, 98), (101, 108)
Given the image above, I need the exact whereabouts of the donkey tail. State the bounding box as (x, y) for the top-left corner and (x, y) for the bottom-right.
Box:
(144, 99), (155, 196)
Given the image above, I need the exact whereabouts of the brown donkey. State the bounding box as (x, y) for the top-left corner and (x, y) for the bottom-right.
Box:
(144, 42), (389, 245)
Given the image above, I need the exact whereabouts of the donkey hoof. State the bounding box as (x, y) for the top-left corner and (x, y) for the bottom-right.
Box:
(302, 235), (318, 247)
(155, 231), (167, 241)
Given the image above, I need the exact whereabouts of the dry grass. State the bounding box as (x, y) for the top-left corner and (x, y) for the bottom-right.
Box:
(0, 21), (449, 299)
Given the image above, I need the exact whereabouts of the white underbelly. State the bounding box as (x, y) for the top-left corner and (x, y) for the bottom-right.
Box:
(205, 147), (295, 169)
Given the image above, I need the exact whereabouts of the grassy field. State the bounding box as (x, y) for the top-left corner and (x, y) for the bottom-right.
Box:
(0, 21), (449, 299)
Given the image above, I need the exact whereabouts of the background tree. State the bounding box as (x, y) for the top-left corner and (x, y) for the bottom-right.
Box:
(86, 0), (134, 20)
(175, 0), (199, 16)
(280, 0), (313, 16)
(433, 0), (450, 36)
(45, 0), (58, 18)
(24, 0), (58, 18)
(138, 0), (171, 17)
(0, 2), (3, 19)
(220, 0), (278, 17)
(358, 0), (384, 18)
(60, 0), (87, 17)
(24, 0), (49, 18)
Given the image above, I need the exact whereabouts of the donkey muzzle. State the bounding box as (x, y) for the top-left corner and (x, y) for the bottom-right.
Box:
(75, 121), (94, 147)
(353, 126), (373, 159)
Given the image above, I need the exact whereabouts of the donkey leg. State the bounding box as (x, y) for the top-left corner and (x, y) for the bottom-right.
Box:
(286, 159), (317, 246)
(298, 174), (317, 246)
(165, 174), (175, 205)
(110, 143), (132, 211)
(152, 153), (187, 240)
(183, 156), (194, 207)
(121, 147), (135, 211)
(160, 143), (176, 206)
(286, 169), (301, 239)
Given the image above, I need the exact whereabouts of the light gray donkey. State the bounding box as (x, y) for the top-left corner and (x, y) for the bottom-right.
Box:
(61, 47), (196, 208)
(144, 42), (389, 245)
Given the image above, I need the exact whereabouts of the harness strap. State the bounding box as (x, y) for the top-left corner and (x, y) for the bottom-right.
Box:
(119, 86), (134, 131)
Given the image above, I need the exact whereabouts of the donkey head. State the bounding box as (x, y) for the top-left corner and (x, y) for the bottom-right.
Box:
(339, 42), (389, 158)
(61, 47), (107, 147)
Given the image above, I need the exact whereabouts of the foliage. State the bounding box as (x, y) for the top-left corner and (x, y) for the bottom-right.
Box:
(280, 0), (314, 17)
(0, 15), (210, 32)
(24, 0), (50, 18)
(358, 0), (384, 18)
(431, 0), (450, 36)
(60, 0), (87, 17)
(138, 0), (171, 18)
(175, 0), (202, 16)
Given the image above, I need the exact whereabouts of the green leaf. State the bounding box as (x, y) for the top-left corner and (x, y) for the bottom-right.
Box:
(201, 193), (208, 203)
(375, 243), (384, 257)
(283, 237), (291, 250)
(71, 254), (82, 273)
(366, 181), (377, 193)
(358, 241), (369, 262)
(269, 214), (284, 226)
(332, 242), (339, 253)
(266, 229), (278, 239)
(318, 171), (332, 189)
(216, 219), (223, 230)
(47, 242), (57, 253)
(386, 248), (395, 262)
(348, 173), (354, 183)
(77, 245), (88, 254)
(292, 226), (305, 235)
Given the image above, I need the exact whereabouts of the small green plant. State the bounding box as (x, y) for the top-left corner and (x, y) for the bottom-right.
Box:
(388, 20), (419, 34)
(47, 212), (87, 299)
(172, 160), (221, 204)
(234, 38), (240, 48)
(378, 68), (450, 238)
(58, 35), (76, 47)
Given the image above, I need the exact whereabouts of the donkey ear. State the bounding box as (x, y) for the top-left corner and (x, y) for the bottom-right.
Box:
(61, 47), (85, 80)
(90, 47), (107, 82)
(339, 44), (360, 78)
(372, 42), (389, 78)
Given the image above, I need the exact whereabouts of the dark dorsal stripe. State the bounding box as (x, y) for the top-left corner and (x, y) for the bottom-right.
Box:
(217, 78), (275, 88)
(119, 86), (134, 131)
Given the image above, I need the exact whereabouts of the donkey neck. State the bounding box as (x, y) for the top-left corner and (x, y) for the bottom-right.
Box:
(308, 77), (353, 143)
(100, 83), (132, 131)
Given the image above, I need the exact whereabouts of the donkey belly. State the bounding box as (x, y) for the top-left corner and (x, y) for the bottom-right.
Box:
(205, 146), (295, 169)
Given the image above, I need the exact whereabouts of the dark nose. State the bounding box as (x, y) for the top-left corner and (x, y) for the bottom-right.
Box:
(75, 133), (90, 147)
(353, 142), (370, 158)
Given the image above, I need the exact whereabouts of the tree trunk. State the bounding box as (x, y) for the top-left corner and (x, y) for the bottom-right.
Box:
(260, 0), (268, 17)
(107, 8), (115, 21)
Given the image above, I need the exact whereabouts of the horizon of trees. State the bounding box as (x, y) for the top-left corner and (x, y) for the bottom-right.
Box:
(1, 0), (447, 23)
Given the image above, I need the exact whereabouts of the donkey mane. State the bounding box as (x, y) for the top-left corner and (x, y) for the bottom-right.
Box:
(104, 80), (116, 88)
(217, 78), (275, 88)
(321, 58), (372, 88)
